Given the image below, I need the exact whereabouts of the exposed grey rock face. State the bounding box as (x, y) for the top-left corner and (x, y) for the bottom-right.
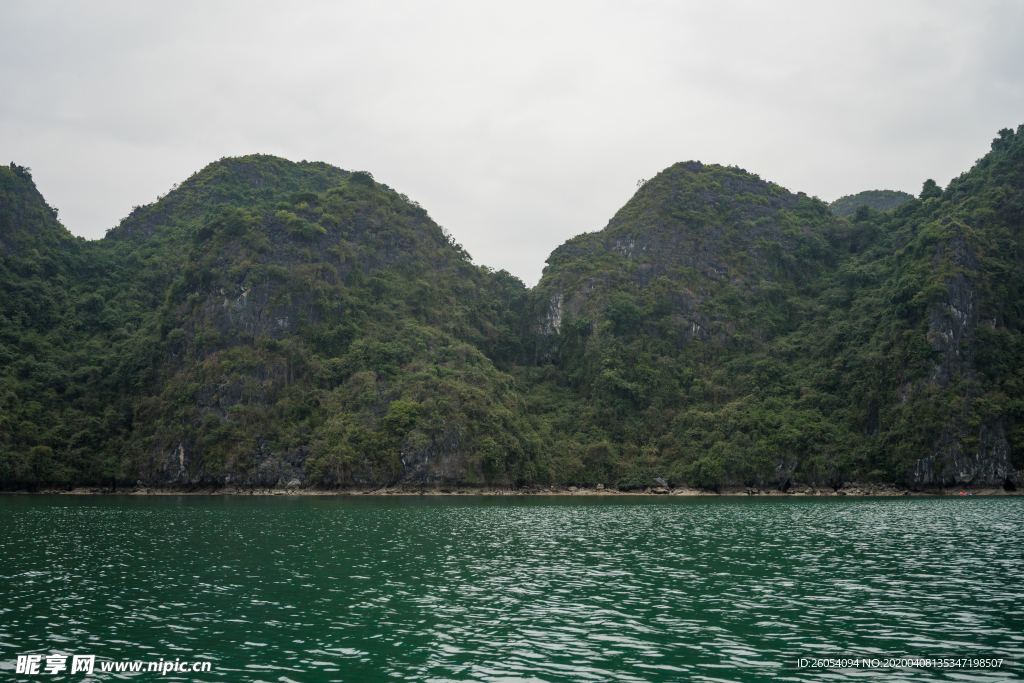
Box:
(906, 221), (1021, 488)
(925, 226), (978, 390)
(144, 439), (310, 489)
(398, 431), (468, 484)
(909, 423), (1017, 487)
(540, 291), (563, 335)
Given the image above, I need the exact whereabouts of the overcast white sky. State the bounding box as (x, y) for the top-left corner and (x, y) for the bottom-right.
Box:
(2, 1), (1022, 284)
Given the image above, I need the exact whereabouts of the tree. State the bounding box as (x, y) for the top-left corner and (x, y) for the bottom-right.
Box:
(919, 179), (942, 200)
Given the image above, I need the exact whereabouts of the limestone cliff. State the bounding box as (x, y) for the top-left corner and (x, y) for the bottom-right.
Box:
(3, 127), (1023, 492)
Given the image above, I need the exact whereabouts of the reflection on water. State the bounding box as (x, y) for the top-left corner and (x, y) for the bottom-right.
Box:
(0, 495), (1021, 681)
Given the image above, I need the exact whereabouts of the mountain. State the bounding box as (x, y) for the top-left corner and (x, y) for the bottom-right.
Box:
(2, 156), (539, 488)
(531, 128), (1024, 490)
(830, 189), (915, 216)
(2, 126), (1023, 491)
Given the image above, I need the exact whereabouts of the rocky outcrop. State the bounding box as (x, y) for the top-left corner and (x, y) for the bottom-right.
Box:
(397, 431), (467, 484)
(142, 439), (309, 489)
(925, 224), (979, 389)
(906, 222), (1021, 488)
(908, 423), (1018, 487)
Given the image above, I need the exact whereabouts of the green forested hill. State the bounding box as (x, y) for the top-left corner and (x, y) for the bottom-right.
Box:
(2, 126), (1023, 491)
(830, 189), (915, 216)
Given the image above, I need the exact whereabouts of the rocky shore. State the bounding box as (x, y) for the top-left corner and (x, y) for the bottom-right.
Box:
(6, 482), (1020, 497)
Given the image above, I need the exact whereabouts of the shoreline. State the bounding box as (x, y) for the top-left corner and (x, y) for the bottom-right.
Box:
(4, 483), (1020, 497)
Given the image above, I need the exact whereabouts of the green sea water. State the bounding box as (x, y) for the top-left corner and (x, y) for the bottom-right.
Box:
(0, 495), (1021, 682)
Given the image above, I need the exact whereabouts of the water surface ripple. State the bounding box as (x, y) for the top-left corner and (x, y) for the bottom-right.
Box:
(1, 495), (1021, 682)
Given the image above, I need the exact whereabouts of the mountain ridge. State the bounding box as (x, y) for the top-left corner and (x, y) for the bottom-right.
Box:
(2, 125), (1023, 491)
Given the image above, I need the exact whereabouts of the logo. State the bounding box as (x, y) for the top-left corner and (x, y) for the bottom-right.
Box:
(16, 655), (94, 675)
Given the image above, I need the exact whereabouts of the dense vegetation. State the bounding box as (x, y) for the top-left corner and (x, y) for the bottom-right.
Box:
(2, 125), (1023, 490)
(830, 189), (915, 216)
